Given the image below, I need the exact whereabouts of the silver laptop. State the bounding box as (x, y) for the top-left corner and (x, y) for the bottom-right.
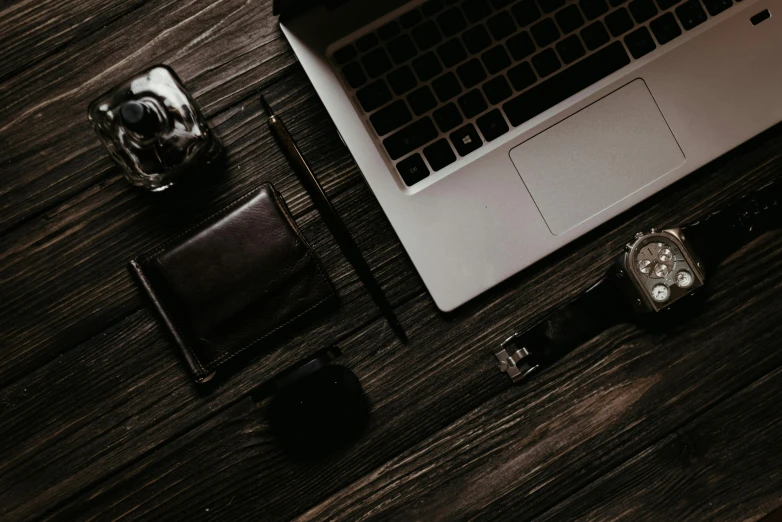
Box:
(276, 0), (781, 311)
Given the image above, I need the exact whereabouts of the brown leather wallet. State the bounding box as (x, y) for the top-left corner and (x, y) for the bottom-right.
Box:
(130, 184), (335, 383)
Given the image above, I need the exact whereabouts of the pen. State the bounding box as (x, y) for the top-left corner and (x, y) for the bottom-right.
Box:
(260, 94), (408, 344)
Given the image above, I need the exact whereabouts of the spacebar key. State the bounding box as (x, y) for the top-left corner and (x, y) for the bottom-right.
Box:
(503, 42), (631, 127)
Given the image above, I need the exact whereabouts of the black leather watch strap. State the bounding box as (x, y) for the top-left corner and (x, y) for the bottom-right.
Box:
(497, 272), (631, 382)
(681, 179), (782, 272)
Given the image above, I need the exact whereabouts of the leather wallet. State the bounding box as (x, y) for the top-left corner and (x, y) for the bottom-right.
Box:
(130, 184), (335, 383)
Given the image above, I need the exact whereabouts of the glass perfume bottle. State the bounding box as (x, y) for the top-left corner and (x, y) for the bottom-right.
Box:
(88, 65), (224, 192)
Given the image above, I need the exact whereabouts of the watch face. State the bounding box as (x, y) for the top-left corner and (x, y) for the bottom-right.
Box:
(627, 233), (703, 311)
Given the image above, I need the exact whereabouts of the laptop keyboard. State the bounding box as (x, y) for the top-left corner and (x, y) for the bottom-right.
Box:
(332, 0), (737, 187)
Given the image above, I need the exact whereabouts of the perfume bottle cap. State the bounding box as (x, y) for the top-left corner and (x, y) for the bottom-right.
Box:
(120, 100), (161, 136)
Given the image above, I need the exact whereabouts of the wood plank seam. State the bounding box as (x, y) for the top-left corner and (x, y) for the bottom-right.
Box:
(528, 357), (782, 522)
(26, 288), (427, 522)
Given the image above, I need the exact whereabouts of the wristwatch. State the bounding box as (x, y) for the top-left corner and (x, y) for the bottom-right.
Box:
(496, 178), (782, 383)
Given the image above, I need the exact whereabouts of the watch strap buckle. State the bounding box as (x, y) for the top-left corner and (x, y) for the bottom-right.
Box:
(495, 332), (539, 383)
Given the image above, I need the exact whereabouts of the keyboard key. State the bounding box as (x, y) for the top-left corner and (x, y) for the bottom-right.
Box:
(457, 59), (488, 88)
(531, 18), (561, 47)
(412, 52), (444, 82)
(384, 117), (439, 159)
(556, 34), (586, 63)
(462, 25), (493, 54)
(507, 31), (536, 60)
(356, 33), (379, 52)
(609, 0), (628, 5)
(407, 86), (438, 115)
(605, 8), (634, 36)
(507, 61), (537, 90)
(512, 0), (542, 26)
(477, 109), (509, 141)
(556, 5), (585, 33)
(412, 21), (443, 50)
(483, 75), (513, 104)
(539, 0), (566, 13)
(422, 0), (445, 16)
(492, 0), (517, 8)
(532, 48), (561, 77)
(400, 9), (423, 28)
(629, 0), (659, 22)
(433, 103), (464, 132)
(378, 21), (401, 41)
(482, 45), (512, 74)
(650, 12), (682, 44)
(388, 35), (418, 64)
(438, 39), (469, 67)
(579, 0), (610, 19)
(388, 66), (418, 95)
(462, 0), (493, 22)
(334, 45), (357, 64)
(423, 139), (457, 171)
(624, 26), (656, 58)
(371, 100), (413, 135)
(432, 72), (463, 101)
(581, 21), (611, 50)
(342, 62), (367, 88)
(487, 11), (518, 40)
(458, 89), (489, 118)
(656, 0), (682, 9)
(362, 48), (393, 77)
(397, 154), (430, 186)
(438, 7), (468, 36)
(503, 41), (630, 126)
(702, 0), (732, 15)
(450, 124), (483, 156)
(357, 79), (392, 112)
(675, 0), (707, 29)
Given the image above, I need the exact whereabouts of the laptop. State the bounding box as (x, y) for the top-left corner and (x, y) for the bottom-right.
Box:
(275, 0), (782, 312)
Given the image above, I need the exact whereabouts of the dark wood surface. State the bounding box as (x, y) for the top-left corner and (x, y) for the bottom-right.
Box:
(2, 0), (781, 520)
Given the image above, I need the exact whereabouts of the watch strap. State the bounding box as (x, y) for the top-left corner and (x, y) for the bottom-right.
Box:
(681, 179), (782, 272)
(496, 272), (630, 383)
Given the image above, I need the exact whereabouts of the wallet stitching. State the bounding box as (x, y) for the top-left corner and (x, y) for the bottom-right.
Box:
(135, 184), (336, 378)
(205, 289), (334, 370)
(270, 187), (337, 297)
(139, 187), (268, 265)
(205, 189), (336, 370)
(135, 187), (268, 377)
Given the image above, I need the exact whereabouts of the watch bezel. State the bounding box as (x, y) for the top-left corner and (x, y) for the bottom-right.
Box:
(617, 228), (706, 313)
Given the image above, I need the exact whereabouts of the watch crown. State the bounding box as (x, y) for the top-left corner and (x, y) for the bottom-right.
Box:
(634, 232), (644, 240)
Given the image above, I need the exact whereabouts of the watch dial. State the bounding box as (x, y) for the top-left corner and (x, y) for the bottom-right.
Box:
(676, 270), (693, 288)
(636, 242), (676, 280)
(629, 233), (702, 311)
(651, 283), (670, 302)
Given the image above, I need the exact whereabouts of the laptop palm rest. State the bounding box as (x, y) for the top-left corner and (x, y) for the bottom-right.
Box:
(510, 79), (685, 236)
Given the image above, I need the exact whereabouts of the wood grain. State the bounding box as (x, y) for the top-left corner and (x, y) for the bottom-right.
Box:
(0, 0), (295, 233)
(3, 0), (782, 520)
(535, 365), (782, 521)
(295, 232), (782, 522)
(0, 71), (412, 388)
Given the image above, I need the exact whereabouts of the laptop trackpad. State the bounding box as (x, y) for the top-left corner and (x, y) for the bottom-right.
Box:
(509, 79), (685, 236)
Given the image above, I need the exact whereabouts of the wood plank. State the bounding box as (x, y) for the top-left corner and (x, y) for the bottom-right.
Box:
(17, 155), (782, 521)
(0, 283), (414, 520)
(0, 0), (147, 83)
(0, 0), (295, 232)
(292, 232), (782, 522)
(535, 364), (782, 521)
(0, 75), (413, 388)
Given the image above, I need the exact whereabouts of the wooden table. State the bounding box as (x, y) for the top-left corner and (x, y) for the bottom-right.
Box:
(2, 1), (782, 520)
